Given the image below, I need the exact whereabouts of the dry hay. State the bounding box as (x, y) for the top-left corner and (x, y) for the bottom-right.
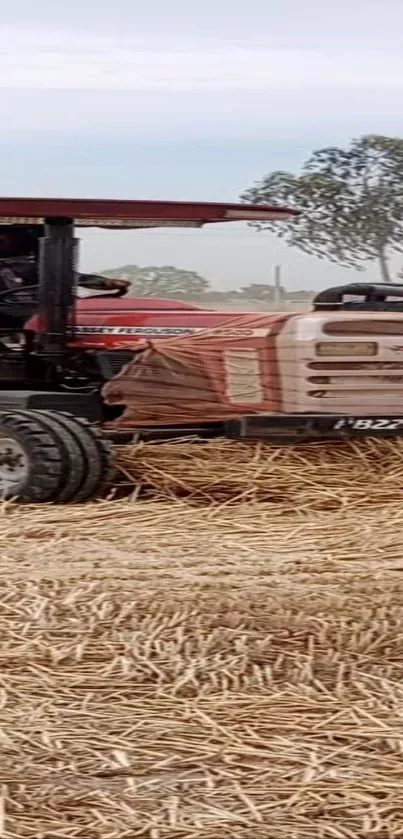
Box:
(116, 435), (403, 509)
(1, 437), (403, 836)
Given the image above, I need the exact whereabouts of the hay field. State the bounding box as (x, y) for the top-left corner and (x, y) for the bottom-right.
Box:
(2, 438), (403, 837)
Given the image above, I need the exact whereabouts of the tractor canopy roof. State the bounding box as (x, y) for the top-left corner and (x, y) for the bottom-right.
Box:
(0, 197), (298, 229)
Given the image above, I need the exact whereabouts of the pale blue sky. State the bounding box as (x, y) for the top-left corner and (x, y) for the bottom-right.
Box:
(1, 0), (402, 290)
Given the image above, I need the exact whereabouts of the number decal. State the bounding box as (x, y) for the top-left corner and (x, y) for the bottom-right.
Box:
(332, 417), (403, 431)
(333, 419), (346, 430)
(380, 419), (403, 430)
(351, 418), (375, 430)
(371, 419), (398, 429)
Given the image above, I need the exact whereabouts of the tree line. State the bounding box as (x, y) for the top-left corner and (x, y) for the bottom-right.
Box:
(101, 265), (314, 302)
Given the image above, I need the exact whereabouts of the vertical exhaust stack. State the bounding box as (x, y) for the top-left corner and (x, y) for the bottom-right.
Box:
(37, 216), (78, 357)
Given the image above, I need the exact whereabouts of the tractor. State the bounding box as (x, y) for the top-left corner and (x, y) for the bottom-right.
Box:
(0, 196), (402, 503)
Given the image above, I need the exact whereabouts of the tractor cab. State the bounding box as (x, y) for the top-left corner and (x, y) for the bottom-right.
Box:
(0, 224), (133, 332)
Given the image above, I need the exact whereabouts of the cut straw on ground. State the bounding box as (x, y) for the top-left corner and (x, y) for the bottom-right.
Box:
(115, 436), (403, 508)
(1, 437), (403, 836)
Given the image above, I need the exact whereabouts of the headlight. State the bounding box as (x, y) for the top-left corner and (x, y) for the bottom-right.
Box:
(315, 342), (377, 357)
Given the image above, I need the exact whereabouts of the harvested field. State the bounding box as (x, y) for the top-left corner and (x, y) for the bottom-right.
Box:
(117, 436), (403, 508)
(1, 438), (403, 837)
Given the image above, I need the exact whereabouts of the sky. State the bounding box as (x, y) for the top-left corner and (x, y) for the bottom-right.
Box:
(1, 0), (403, 291)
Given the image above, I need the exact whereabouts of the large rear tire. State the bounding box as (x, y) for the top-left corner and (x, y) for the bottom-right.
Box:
(13, 410), (88, 502)
(0, 411), (65, 502)
(41, 411), (114, 502)
(0, 410), (113, 503)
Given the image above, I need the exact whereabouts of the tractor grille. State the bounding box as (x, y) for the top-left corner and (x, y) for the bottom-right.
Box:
(95, 350), (135, 380)
(306, 360), (403, 399)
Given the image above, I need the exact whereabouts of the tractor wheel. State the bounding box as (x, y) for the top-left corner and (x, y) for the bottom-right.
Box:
(0, 410), (114, 504)
(0, 411), (65, 502)
(15, 410), (88, 503)
(41, 412), (114, 502)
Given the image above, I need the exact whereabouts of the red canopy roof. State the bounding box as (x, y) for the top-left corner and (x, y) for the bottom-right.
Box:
(0, 197), (298, 229)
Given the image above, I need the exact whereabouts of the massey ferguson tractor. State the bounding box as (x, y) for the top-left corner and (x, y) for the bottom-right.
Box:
(0, 195), (402, 504)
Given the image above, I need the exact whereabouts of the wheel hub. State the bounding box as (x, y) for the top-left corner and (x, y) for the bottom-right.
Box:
(0, 436), (28, 489)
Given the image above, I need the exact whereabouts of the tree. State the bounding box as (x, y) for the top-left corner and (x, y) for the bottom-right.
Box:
(241, 135), (403, 283)
(100, 265), (210, 298)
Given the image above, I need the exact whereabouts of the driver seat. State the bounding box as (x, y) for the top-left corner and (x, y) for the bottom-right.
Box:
(0, 258), (38, 331)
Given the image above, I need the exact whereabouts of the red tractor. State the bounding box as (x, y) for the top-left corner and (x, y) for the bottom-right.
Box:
(0, 196), (402, 504)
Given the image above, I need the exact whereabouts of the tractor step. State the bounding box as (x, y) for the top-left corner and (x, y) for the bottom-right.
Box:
(0, 390), (103, 422)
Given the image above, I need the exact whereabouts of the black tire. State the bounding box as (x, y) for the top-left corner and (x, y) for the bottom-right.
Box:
(15, 410), (87, 502)
(0, 411), (65, 502)
(40, 412), (114, 502)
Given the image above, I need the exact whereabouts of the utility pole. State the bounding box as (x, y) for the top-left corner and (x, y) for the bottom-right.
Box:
(273, 264), (281, 309)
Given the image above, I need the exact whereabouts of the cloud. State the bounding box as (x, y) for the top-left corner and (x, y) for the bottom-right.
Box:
(0, 26), (402, 91)
(0, 23), (402, 141)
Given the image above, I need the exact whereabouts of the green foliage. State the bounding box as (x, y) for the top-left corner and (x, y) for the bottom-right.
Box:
(101, 265), (210, 298)
(99, 264), (314, 304)
(241, 135), (403, 282)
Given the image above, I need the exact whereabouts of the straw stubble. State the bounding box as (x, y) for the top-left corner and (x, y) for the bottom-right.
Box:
(0, 437), (403, 836)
